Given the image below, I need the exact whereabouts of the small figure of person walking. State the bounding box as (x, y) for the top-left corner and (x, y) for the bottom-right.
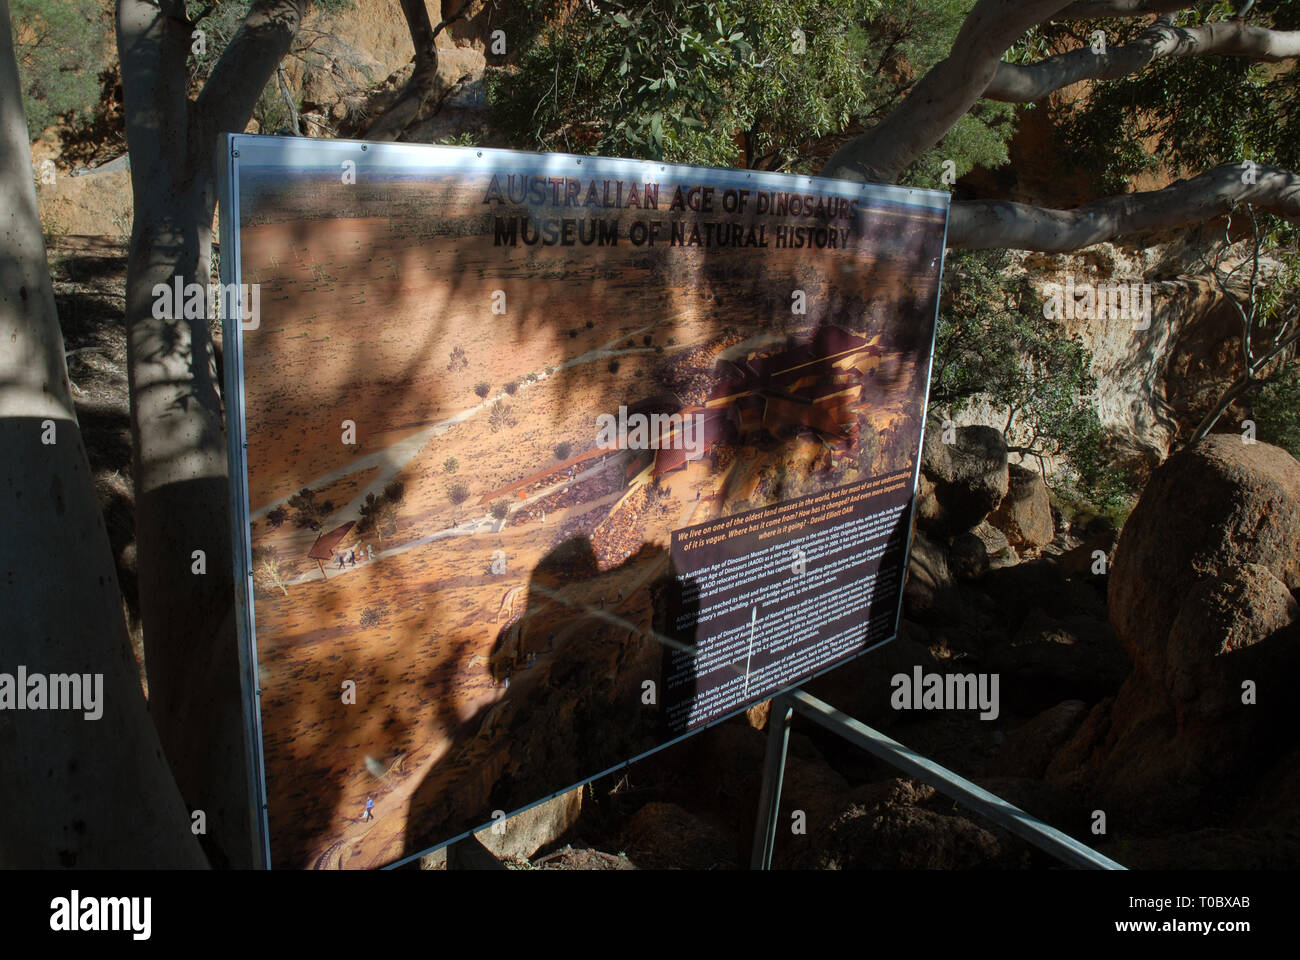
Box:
(362, 796), (375, 822)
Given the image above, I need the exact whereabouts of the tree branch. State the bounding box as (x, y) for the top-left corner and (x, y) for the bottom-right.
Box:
(276, 65), (300, 135)
(987, 16), (1300, 101)
(1054, 0), (1189, 17)
(948, 163), (1300, 251)
(819, 0), (1076, 183)
(365, 0), (481, 142)
(193, 0), (308, 143)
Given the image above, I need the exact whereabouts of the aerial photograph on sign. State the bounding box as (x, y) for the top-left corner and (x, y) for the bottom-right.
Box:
(227, 137), (947, 869)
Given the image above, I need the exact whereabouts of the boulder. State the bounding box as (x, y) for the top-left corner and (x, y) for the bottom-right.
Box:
(989, 700), (1088, 779)
(949, 532), (989, 581)
(1109, 434), (1300, 679)
(972, 519), (1018, 568)
(1163, 563), (1299, 707)
(903, 528), (952, 618)
(744, 699), (771, 731)
(474, 786), (582, 861)
(914, 472), (943, 533)
(1050, 437), (1300, 821)
(988, 462), (1054, 552)
(918, 425), (1009, 537)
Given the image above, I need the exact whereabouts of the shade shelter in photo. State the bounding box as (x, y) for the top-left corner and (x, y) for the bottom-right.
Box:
(306, 521), (356, 580)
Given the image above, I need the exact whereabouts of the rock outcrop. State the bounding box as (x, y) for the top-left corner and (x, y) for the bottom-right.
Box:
(988, 462), (1054, 553)
(474, 786), (583, 862)
(1109, 435), (1300, 680)
(1050, 436), (1300, 822)
(917, 425), (1009, 538)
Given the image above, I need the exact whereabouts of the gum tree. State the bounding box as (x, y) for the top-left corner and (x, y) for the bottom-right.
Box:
(109, 0), (470, 867)
(0, 0), (205, 868)
(497, 0), (1300, 483)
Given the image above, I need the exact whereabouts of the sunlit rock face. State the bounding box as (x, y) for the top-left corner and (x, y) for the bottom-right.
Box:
(942, 240), (1281, 481)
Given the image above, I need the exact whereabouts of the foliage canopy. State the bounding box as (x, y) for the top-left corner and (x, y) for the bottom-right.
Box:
(490, 0), (1016, 181)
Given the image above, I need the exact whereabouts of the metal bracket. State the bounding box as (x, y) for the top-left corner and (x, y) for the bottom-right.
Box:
(749, 693), (793, 869)
(750, 688), (1125, 870)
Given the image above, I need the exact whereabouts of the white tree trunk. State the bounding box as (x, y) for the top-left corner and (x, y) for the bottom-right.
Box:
(115, 0), (308, 868)
(987, 17), (1300, 102)
(0, 0), (207, 868)
(819, 0), (1075, 183)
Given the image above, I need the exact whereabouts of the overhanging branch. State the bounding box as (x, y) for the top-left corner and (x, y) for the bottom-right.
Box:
(819, 0), (1076, 183)
(193, 0), (308, 144)
(948, 163), (1300, 251)
(987, 16), (1300, 101)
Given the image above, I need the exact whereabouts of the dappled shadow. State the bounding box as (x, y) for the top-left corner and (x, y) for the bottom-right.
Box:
(222, 140), (947, 868)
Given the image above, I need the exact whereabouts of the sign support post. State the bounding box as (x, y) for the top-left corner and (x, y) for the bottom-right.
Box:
(749, 692), (793, 870)
(748, 688), (1126, 871)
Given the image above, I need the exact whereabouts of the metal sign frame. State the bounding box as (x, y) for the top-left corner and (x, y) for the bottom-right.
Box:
(217, 133), (949, 870)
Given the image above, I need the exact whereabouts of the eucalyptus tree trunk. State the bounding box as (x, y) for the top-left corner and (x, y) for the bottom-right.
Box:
(0, 0), (206, 868)
(115, 0), (309, 867)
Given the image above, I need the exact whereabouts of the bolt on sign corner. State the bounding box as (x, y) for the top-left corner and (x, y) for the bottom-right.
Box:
(217, 134), (948, 869)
